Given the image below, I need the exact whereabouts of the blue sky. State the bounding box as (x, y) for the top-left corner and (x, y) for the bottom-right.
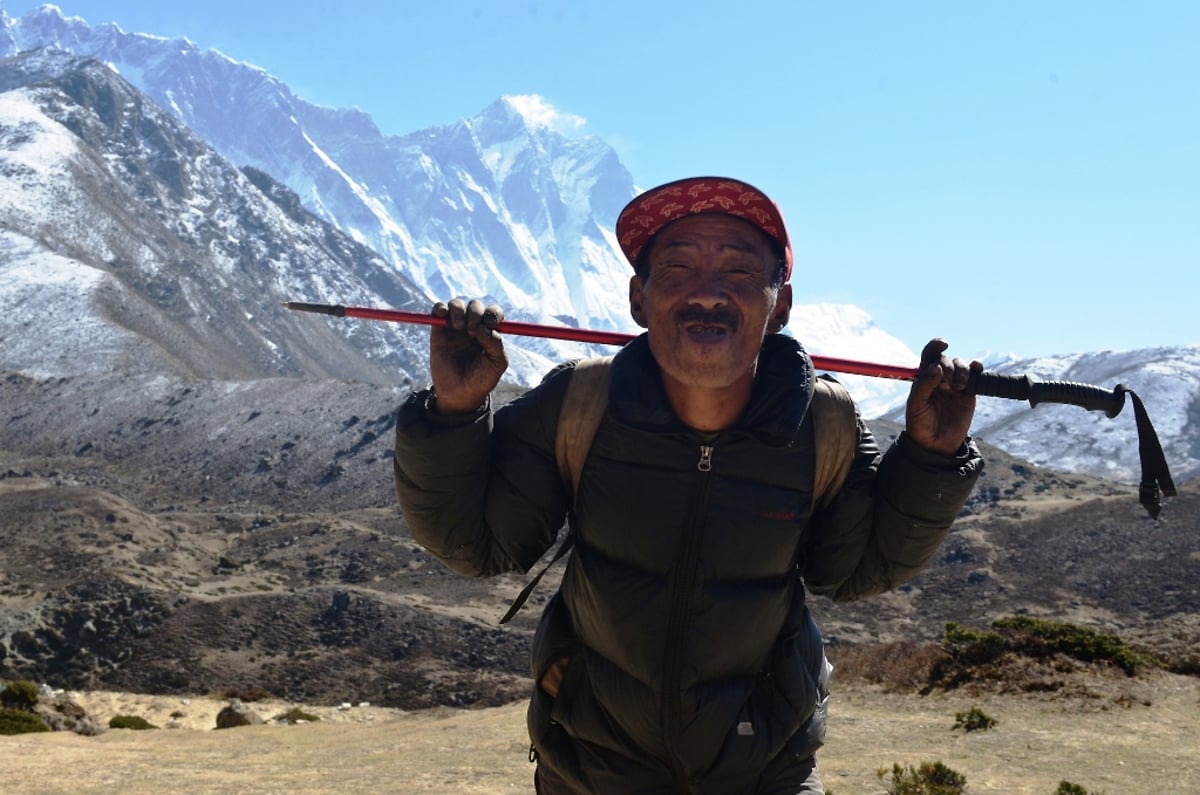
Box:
(4, 1), (1197, 362)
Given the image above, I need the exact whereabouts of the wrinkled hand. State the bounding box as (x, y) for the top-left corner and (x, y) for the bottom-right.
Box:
(428, 298), (508, 414)
(905, 339), (982, 455)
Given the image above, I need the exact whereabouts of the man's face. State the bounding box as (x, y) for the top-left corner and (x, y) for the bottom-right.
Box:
(629, 214), (792, 395)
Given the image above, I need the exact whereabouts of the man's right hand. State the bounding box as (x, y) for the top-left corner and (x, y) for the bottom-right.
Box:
(428, 298), (508, 415)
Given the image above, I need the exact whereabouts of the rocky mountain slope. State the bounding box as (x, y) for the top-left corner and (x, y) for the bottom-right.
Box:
(0, 49), (431, 383)
(2, 368), (1196, 709)
(0, 368), (540, 708)
(1, 4), (641, 373)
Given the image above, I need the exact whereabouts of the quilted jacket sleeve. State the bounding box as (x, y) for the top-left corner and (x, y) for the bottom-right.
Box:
(802, 426), (983, 602)
(393, 369), (573, 579)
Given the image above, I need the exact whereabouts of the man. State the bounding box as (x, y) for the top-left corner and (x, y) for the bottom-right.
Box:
(394, 176), (983, 794)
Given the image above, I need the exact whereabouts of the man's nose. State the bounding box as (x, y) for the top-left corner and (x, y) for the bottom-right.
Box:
(684, 267), (730, 307)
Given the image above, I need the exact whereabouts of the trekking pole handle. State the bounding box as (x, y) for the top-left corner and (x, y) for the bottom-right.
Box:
(966, 370), (1127, 418)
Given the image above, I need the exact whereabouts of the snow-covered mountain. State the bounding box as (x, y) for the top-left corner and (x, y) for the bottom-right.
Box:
(789, 302), (915, 415)
(0, 4), (636, 378)
(0, 48), (431, 383)
(1, 6), (1196, 487)
(0, 4), (922, 393)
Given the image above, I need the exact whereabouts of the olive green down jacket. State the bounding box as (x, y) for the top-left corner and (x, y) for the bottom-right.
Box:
(394, 333), (983, 793)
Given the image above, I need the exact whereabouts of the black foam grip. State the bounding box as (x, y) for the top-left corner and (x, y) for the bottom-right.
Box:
(966, 371), (1126, 418)
(965, 371), (1033, 402)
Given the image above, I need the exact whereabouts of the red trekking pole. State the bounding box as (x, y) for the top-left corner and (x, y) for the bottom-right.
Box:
(283, 301), (1176, 516)
(282, 301), (918, 380)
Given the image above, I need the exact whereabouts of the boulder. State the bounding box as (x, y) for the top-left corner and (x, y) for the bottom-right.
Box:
(215, 699), (263, 729)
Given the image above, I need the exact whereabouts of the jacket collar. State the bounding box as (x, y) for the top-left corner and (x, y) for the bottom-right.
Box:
(607, 333), (815, 442)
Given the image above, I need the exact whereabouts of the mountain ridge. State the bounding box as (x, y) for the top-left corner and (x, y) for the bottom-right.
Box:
(1, 5), (923, 392)
(0, 48), (431, 384)
(2, 8), (1197, 484)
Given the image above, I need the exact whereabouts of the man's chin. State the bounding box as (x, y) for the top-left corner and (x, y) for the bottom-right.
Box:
(662, 357), (753, 391)
(648, 334), (756, 384)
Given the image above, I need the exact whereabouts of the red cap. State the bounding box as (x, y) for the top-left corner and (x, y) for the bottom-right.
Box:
(615, 176), (793, 282)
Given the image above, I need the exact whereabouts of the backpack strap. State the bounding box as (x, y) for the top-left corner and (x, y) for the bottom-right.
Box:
(498, 356), (612, 625)
(555, 356), (614, 508)
(810, 374), (858, 511)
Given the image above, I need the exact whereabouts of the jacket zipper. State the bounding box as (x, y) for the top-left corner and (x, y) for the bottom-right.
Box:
(662, 440), (716, 784)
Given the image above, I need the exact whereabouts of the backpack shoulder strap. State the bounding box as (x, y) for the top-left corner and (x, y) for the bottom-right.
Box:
(811, 374), (858, 511)
(555, 356), (614, 508)
(499, 356), (612, 625)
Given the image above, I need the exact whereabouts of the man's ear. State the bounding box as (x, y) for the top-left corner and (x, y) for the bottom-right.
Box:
(767, 284), (792, 333)
(629, 274), (648, 328)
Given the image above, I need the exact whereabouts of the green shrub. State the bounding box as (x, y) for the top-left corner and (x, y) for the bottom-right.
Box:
(108, 714), (157, 730)
(943, 622), (1006, 665)
(273, 707), (320, 724)
(879, 761), (968, 794)
(993, 616), (1148, 675)
(0, 707), (50, 735)
(941, 617), (1150, 677)
(1054, 782), (1095, 795)
(953, 706), (997, 732)
(0, 680), (40, 710)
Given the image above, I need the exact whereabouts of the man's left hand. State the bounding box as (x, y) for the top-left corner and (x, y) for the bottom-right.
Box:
(905, 339), (982, 455)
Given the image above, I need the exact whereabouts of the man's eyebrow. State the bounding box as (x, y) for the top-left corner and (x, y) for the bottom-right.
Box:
(658, 238), (760, 254)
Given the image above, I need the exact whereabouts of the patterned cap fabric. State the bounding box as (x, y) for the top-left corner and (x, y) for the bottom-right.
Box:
(615, 176), (793, 282)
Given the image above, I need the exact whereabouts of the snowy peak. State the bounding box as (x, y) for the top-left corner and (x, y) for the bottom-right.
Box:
(470, 95), (592, 169)
(0, 50), (430, 383)
(2, 7), (644, 381)
(499, 94), (587, 135)
(793, 303), (917, 363)
(8, 5), (190, 66)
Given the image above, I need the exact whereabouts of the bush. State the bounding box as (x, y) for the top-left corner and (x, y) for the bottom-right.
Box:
(273, 707), (320, 724)
(1055, 782), (1095, 795)
(1164, 654), (1200, 677)
(828, 641), (947, 690)
(0, 707), (50, 735)
(940, 617), (1150, 677)
(0, 680), (40, 710)
(953, 706), (997, 732)
(943, 622), (1006, 665)
(993, 616), (1148, 675)
(108, 715), (157, 730)
(879, 761), (968, 795)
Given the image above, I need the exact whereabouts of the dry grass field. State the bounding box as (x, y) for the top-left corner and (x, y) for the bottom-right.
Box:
(3, 670), (1197, 795)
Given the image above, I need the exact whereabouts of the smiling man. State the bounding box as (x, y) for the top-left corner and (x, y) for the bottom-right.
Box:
(629, 213), (792, 431)
(394, 176), (984, 794)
